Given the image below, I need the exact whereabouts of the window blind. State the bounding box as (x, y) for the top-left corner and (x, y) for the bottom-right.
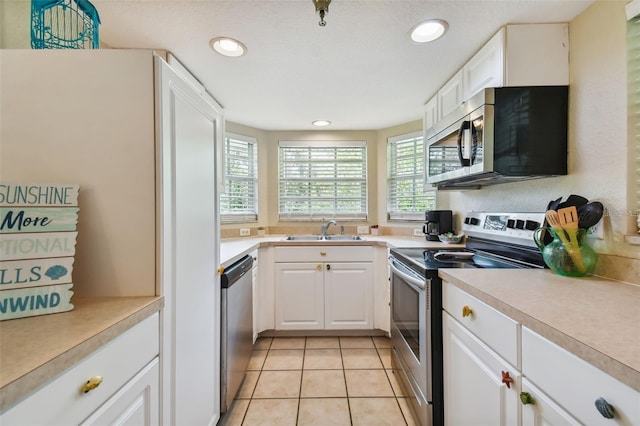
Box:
(220, 133), (258, 223)
(387, 132), (436, 221)
(278, 141), (368, 221)
(628, 4), (640, 231)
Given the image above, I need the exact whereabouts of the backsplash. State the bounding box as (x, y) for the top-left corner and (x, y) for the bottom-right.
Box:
(592, 253), (640, 285)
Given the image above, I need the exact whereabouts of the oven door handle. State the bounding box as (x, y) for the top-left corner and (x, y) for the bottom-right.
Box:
(389, 258), (426, 291)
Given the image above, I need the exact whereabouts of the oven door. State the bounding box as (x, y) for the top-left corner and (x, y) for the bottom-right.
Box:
(389, 256), (431, 400)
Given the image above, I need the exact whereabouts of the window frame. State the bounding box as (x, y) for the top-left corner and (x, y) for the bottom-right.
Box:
(278, 140), (368, 221)
(386, 131), (436, 221)
(220, 132), (258, 224)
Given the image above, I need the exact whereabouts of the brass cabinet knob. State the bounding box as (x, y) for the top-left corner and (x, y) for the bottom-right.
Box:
(316, 264), (322, 271)
(520, 392), (535, 405)
(462, 305), (473, 318)
(320, 251), (327, 256)
(81, 376), (103, 393)
(217, 266), (224, 275)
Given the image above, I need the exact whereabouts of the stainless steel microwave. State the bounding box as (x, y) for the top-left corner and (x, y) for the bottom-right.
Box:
(425, 86), (568, 189)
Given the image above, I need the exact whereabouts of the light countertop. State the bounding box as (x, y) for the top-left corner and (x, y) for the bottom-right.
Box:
(440, 269), (640, 392)
(220, 235), (462, 266)
(0, 296), (164, 411)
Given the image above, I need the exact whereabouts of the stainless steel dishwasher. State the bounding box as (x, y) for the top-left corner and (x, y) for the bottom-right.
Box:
(220, 254), (253, 413)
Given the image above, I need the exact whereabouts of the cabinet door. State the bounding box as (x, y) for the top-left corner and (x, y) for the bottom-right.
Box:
(443, 313), (520, 426)
(424, 95), (438, 139)
(521, 378), (580, 426)
(437, 69), (463, 124)
(324, 262), (374, 329)
(275, 262), (324, 329)
(523, 327), (640, 425)
(463, 28), (505, 100)
(157, 57), (223, 426)
(81, 358), (160, 426)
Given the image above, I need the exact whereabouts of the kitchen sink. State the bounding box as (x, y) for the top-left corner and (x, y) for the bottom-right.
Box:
(324, 235), (365, 241)
(282, 235), (324, 241)
(281, 235), (365, 241)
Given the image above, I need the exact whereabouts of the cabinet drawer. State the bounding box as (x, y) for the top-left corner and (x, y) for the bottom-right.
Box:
(522, 327), (640, 425)
(274, 246), (373, 263)
(1, 313), (160, 425)
(443, 281), (519, 368)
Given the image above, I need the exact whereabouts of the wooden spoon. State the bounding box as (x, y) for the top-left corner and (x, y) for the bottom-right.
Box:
(557, 206), (580, 249)
(556, 207), (586, 272)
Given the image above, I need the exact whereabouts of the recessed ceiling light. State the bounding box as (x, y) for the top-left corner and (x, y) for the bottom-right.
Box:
(312, 120), (331, 127)
(410, 19), (448, 43)
(210, 37), (247, 57)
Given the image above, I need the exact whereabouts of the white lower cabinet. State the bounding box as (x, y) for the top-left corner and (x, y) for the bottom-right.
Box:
(521, 377), (580, 426)
(443, 312), (521, 426)
(274, 246), (374, 330)
(324, 262), (374, 329)
(0, 313), (160, 425)
(522, 327), (640, 425)
(443, 280), (640, 426)
(81, 358), (159, 426)
(275, 262), (325, 329)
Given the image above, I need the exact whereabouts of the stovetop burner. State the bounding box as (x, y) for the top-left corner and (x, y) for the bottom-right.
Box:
(390, 246), (523, 276)
(390, 212), (548, 276)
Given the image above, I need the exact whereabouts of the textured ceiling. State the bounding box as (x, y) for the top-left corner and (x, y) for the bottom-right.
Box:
(92, 0), (594, 130)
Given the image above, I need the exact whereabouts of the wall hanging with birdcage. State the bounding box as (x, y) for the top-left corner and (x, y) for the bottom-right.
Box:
(31, 0), (101, 49)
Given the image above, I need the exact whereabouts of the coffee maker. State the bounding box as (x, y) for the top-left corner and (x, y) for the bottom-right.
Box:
(423, 210), (453, 241)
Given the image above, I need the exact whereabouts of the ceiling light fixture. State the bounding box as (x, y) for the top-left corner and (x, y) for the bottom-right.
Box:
(410, 19), (448, 43)
(312, 120), (331, 127)
(210, 37), (247, 57)
(312, 0), (331, 27)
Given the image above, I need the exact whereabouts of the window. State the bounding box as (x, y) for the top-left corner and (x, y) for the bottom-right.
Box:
(278, 141), (367, 221)
(220, 133), (258, 223)
(387, 131), (435, 221)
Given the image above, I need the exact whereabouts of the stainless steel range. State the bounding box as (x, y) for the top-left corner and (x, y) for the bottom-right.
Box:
(389, 212), (547, 426)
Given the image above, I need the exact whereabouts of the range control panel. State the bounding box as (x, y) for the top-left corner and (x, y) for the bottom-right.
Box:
(462, 212), (546, 247)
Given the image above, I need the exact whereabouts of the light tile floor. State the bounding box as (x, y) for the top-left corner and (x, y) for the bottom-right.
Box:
(221, 336), (417, 426)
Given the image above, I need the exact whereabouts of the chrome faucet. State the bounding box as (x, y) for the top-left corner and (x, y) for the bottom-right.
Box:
(321, 219), (337, 238)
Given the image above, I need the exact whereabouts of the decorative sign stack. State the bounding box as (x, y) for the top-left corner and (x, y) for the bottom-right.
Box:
(0, 183), (79, 320)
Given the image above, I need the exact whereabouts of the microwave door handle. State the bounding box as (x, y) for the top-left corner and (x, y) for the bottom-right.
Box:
(457, 120), (471, 166)
(470, 120), (478, 164)
(389, 259), (425, 291)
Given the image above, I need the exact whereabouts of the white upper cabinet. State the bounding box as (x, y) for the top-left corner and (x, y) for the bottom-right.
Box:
(426, 23), (569, 138)
(437, 69), (464, 127)
(462, 28), (506, 101)
(463, 24), (569, 101)
(424, 95), (439, 139)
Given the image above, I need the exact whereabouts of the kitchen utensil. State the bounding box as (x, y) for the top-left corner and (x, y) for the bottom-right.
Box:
(545, 210), (585, 272)
(547, 197), (562, 211)
(557, 206), (580, 246)
(557, 194), (589, 210)
(557, 206), (587, 272)
(578, 201), (604, 229)
(434, 251), (474, 260)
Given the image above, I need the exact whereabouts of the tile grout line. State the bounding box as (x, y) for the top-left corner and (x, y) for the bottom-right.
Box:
(338, 337), (355, 426)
